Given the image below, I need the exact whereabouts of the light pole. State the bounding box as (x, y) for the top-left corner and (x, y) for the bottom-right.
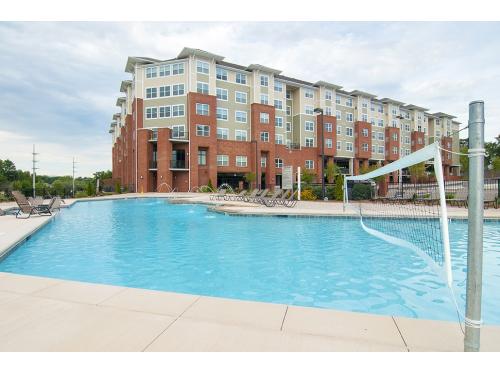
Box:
(314, 107), (325, 200)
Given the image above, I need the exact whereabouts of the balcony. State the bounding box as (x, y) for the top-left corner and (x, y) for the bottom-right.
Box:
(170, 160), (188, 170)
(170, 130), (188, 142)
(149, 130), (158, 142)
(287, 142), (300, 150)
(149, 160), (157, 170)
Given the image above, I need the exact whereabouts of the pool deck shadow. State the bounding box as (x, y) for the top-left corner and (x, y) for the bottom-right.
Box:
(0, 272), (499, 352)
(0, 193), (499, 352)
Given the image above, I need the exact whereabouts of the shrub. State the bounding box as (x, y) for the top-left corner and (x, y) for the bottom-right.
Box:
(352, 183), (373, 200)
(311, 185), (323, 199)
(445, 192), (455, 200)
(207, 179), (214, 192)
(333, 175), (344, 200)
(301, 189), (317, 201)
(114, 181), (121, 194)
(75, 191), (88, 198)
(326, 186), (336, 200)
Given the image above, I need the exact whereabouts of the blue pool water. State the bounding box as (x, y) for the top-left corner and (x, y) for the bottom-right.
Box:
(1, 198), (499, 324)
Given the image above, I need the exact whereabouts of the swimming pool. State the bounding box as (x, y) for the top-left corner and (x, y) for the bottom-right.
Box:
(1, 198), (499, 324)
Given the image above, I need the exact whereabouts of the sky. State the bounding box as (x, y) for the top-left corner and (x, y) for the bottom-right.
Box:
(0, 22), (499, 177)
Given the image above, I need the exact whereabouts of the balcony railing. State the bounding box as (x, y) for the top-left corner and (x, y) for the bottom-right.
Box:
(149, 130), (158, 141)
(149, 160), (157, 169)
(287, 142), (300, 150)
(170, 160), (187, 169)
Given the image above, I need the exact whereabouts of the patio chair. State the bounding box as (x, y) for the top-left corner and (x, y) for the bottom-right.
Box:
(447, 189), (468, 207)
(242, 189), (261, 202)
(225, 190), (247, 201)
(51, 197), (62, 211)
(28, 196), (44, 207)
(210, 189), (227, 201)
(259, 189), (283, 207)
(247, 189), (269, 203)
(0, 208), (5, 216)
(34, 197), (56, 216)
(12, 191), (39, 219)
(281, 190), (298, 208)
(484, 190), (499, 209)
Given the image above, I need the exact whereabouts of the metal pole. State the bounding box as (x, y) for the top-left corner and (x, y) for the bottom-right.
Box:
(72, 157), (76, 198)
(321, 112), (325, 200)
(32, 144), (36, 198)
(297, 166), (301, 201)
(464, 100), (485, 352)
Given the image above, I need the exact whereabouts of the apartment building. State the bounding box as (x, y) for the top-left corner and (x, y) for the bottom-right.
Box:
(109, 47), (461, 193)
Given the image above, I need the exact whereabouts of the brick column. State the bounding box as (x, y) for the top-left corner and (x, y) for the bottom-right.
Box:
(137, 129), (151, 193)
(157, 128), (173, 191)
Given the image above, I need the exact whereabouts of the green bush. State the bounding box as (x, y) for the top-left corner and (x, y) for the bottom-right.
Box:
(114, 181), (121, 194)
(311, 185), (323, 199)
(333, 175), (344, 200)
(352, 184), (373, 200)
(326, 186), (336, 200)
(445, 192), (455, 200)
(75, 191), (88, 198)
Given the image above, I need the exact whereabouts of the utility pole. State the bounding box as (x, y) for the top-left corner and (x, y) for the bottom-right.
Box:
(464, 100), (485, 352)
(32, 144), (38, 198)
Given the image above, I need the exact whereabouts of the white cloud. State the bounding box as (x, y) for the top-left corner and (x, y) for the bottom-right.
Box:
(1, 22), (499, 177)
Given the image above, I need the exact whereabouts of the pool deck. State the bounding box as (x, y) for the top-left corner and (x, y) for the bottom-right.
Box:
(0, 193), (499, 351)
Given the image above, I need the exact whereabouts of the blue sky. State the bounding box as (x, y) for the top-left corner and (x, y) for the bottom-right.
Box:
(0, 22), (499, 176)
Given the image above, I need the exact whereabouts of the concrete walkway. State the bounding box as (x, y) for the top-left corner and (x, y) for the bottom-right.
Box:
(0, 193), (499, 351)
(1, 272), (499, 351)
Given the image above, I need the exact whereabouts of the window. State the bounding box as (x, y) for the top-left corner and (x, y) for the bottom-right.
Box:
(392, 120), (397, 128)
(159, 65), (170, 77)
(362, 128), (368, 137)
(362, 99), (368, 108)
(198, 150), (207, 165)
(286, 122), (292, 132)
(286, 91), (292, 100)
(196, 103), (209, 116)
(275, 117), (283, 128)
(236, 72), (247, 84)
(236, 156), (247, 167)
(159, 86), (170, 97)
(235, 91), (247, 104)
(335, 95), (341, 105)
(305, 160), (314, 169)
(392, 106), (398, 115)
(378, 119), (384, 127)
(286, 106), (291, 116)
(305, 137), (314, 147)
(260, 94), (269, 105)
(235, 129), (247, 141)
(324, 123), (332, 132)
(325, 107), (332, 116)
(372, 132), (376, 140)
(404, 136), (410, 144)
(378, 104), (384, 114)
(362, 114), (368, 122)
(197, 60), (209, 74)
(346, 113), (354, 122)
(392, 132), (398, 141)
(146, 107), (157, 119)
(335, 110), (341, 120)
(172, 104), (185, 117)
(197, 82), (209, 95)
(436, 130), (441, 137)
(216, 67), (228, 81)
(346, 142), (353, 152)
(372, 144), (376, 153)
(304, 89), (314, 99)
(217, 127), (228, 140)
(336, 141), (341, 150)
(217, 107), (228, 121)
(305, 106), (314, 115)
(378, 132), (384, 141)
(275, 158), (283, 168)
(172, 63), (184, 75)
(337, 125), (342, 135)
(392, 146), (398, 155)
(404, 124), (410, 132)
(146, 87), (157, 99)
(216, 88), (228, 101)
(146, 66), (157, 78)
(378, 146), (384, 154)
(260, 132), (269, 142)
(196, 124), (210, 137)
(305, 121), (314, 132)
(325, 90), (332, 100)
(325, 138), (333, 148)
(261, 156), (267, 167)
(346, 98), (353, 107)
(260, 74), (269, 87)
(274, 99), (283, 110)
(274, 81), (283, 92)
(235, 110), (247, 123)
(171, 125), (185, 138)
(217, 155), (229, 166)
(370, 102), (375, 112)
(260, 112), (270, 124)
(362, 143), (368, 152)
(275, 134), (284, 144)
(417, 137), (423, 145)
(159, 106), (171, 118)
(172, 84), (184, 96)
(346, 127), (353, 137)
(370, 118), (375, 126)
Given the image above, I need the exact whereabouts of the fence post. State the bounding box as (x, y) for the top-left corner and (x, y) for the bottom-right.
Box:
(464, 100), (485, 352)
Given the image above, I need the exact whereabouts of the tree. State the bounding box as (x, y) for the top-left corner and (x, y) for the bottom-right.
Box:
(0, 159), (17, 181)
(459, 145), (469, 176)
(492, 157), (500, 172)
(325, 161), (340, 183)
(93, 170), (112, 181)
(243, 172), (256, 188)
(485, 134), (500, 166)
(333, 174), (344, 200)
(408, 162), (426, 183)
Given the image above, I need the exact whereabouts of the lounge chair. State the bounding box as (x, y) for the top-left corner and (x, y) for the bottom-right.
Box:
(0, 208), (5, 216)
(243, 189), (261, 202)
(259, 189), (283, 207)
(247, 189), (269, 203)
(12, 191), (55, 218)
(280, 190), (298, 208)
(51, 197), (62, 211)
(484, 190), (499, 209)
(447, 189), (468, 207)
(28, 196), (44, 207)
(210, 189), (226, 201)
(225, 190), (247, 201)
